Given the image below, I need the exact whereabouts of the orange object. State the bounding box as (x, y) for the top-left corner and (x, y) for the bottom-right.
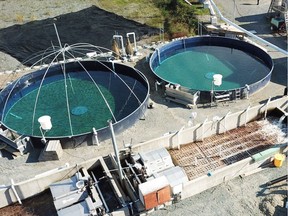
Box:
(273, 153), (285, 168)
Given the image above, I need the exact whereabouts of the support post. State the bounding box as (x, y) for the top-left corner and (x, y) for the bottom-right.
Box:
(224, 111), (231, 133)
(177, 126), (185, 150)
(11, 179), (22, 205)
(201, 118), (208, 141)
(264, 97), (271, 119)
(245, 105), (250, 126)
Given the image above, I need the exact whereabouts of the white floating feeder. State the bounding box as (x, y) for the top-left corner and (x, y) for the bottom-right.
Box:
(213, 74), (223, 86)
(38, 115), (52, 130)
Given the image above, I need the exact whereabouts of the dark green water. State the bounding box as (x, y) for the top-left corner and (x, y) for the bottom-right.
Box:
(3, 71), (146, 138)
(155, 46), (270, 91)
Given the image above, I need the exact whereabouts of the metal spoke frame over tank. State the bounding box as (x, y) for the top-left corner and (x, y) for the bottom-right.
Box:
(0, 40), (149, 140)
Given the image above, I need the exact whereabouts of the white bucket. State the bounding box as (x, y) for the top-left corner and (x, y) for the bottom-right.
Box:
(38, 115), (52, 130)
(213, 74), (222, 86)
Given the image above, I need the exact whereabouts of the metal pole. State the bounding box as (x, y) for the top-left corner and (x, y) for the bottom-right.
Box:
(53, 23), (63, 50)
(108, 120), (123, 181)
(90, 172), (110, 213)
(266, 175), (288, 186)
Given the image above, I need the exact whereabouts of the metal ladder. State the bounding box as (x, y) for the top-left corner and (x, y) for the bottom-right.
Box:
(235, 89), (241, 100)
(268, 0), (276, 15)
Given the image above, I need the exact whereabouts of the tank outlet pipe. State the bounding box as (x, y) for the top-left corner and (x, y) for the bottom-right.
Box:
(156, 48), (161, 64)
(155, 80), (162, 91)
(208, 0), (288, 56)
(92, 127), (100, 146)
(113, 35), (126, 56)
(10, 179), (22, 205)
(127, 32), (137, 53)
(112, 61), (115, 71)
(108, 120), (124, 181)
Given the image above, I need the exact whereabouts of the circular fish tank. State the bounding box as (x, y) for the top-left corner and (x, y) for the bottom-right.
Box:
(150, 36), (274, 102)
(0, 46), (149, 141)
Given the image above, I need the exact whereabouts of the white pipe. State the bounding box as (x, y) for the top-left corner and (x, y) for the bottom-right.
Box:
(127, 32), (137, 52)
(209, 0), (288, 56)
(155, 81), (158, 91)
(113, 35), (126, 56)
(156, 48), (161, 64)
(92, 127), (99, 146)
(39, 126), (47, 144)
(112, 61), (115, 71)
(184, 0), (192, 6)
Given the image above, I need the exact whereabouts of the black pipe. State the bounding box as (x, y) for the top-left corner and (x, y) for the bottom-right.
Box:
(266, 175), (288, 186)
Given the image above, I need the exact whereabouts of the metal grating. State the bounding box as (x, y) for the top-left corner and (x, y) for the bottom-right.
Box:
(169, 120), (285, 180)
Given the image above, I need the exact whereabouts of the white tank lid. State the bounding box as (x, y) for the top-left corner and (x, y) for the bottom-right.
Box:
(38, 115), (52, 130)
(213, 74), (222, 86)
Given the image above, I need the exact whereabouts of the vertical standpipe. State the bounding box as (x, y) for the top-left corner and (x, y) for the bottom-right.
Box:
(126, 32), (137, 53)
(113, 35), (126, 56)
(156, 48), (161, 65)
(108, 120), (124, 181)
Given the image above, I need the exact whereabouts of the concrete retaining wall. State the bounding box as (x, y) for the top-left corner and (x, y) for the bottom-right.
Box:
(0, 157), (101, 208)
(181, 145), (285, 199)
(131, 97), (287, 153)
(0, 96), (286, 209)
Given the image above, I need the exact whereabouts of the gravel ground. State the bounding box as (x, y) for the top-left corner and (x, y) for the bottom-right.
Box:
(0, 0), (287, 215)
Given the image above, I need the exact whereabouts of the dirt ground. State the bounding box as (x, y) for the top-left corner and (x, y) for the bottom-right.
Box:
(0, 0), (287, 215)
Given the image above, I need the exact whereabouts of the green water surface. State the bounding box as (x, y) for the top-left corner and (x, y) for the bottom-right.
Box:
(155, 46), (270, 91)
(4, 78), (115, 137)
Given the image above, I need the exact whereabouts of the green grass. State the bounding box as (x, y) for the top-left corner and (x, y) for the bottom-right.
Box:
(96, 0), (164, 27)
(96, 0), (209, 38)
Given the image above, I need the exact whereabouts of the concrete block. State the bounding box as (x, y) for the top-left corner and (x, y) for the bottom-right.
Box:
(38, 140), (63, 161)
